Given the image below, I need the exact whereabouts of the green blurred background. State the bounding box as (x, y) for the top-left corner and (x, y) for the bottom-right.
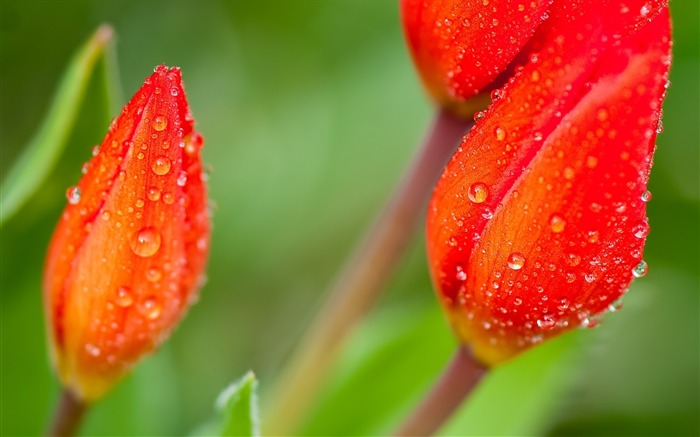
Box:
(1, 1), (697, 436)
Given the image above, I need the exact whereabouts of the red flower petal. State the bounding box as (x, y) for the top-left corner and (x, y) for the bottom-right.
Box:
(44, 65), (210, 401)
(401, 0), (552, 115)
(426, 0), (671, 364)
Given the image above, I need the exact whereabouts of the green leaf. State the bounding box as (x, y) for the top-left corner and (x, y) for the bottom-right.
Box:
(218, 371), (260, 437)
(0, 24), (115, 226)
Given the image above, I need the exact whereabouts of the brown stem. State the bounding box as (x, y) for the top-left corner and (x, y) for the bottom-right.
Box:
(47, 389), (87, 437)
(263, 108), (471, 435)
(393, 346), (487, 437)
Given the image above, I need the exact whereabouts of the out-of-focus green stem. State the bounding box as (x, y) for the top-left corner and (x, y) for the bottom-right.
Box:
(263, 108), (471, 435)
(393, 346), (487, 436)
(47, 389), (87, 437)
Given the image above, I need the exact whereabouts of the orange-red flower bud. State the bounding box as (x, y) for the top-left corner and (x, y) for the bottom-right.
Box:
(426, 0), (671, 365)
(401, 0), (553, 115)
(43, 65), (210, 401)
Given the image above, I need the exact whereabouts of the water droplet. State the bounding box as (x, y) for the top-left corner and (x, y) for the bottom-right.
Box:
(641, 190), (652, 202)
(177, 171), (188, 187)
(632, 260), (648, 278)
(66, 186), (81, 204)
(162, 192), (175, 205)
(130, 227), (162, 257)
(92, 145), (100, 156)
(135, 198), (145, 208)
(467, 182), (489, 203)
(513, 297), (523, 306)
(563, 167), (575, 180)
(549, 213), (566, 233)
(597, 108), (609, 121)
(587, 230), (600, 243)
(558, 297), (570, 310)
(566, 253), (581, 266)
(152, 115), (168, 131)
(537, 315), (555, 330)
(115, 286), (134, 307)
(455, 265), (467, 281)
(139, 296), (161, 320)
(586, 156), (598, 168)
(101, 211), (111, 221)
(85, 343), (101, 357)
(633, 221), (650, 239)
(494, 127), (506, 141)
(147, 186), (162, 201)
(507, 252), (525, 270)
(151, 157), (172, 175)
(584, 273), (597, 283)
(146, 267), (162, 282)
(170, 87), (180, 96)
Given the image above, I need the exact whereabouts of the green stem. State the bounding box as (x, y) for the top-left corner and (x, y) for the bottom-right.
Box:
(47, 388), (87, 437)
(393, 346), (487, 436)
(263, 108), (471, 435)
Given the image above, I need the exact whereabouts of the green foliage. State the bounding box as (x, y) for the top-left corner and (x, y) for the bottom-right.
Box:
(218, 372), (259, 437)
(0, 25), (117, 225)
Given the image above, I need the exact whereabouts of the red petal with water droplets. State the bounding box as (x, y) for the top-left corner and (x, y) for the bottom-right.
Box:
(44, 65), (210, 401)
(426, 0), (671, 365)
(401, 0), (553, 115)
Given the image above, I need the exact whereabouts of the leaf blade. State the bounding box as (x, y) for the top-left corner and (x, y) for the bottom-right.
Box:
(0, 24), (114, 226)
(218, 371), (260, 437)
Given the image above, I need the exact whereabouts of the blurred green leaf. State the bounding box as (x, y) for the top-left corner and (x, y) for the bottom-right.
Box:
(0, 24), (115, 226)
(218, 371), (259, 437)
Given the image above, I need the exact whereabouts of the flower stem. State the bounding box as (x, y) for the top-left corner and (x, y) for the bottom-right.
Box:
(393, 346), (487, 436)
(263, 108), (470, 435)
(47, 388), (87, 437)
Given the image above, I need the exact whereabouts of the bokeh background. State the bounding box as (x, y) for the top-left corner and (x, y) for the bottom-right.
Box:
(1, 1), (697, 436)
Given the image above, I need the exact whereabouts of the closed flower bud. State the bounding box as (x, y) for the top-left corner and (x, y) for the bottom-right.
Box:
(401, 0), (553, 116)
(426, 0), (671, 365)
(43, 65), (210, 401)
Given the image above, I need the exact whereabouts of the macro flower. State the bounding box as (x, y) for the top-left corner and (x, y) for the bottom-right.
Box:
(43, 65), (210, 401)
(401, 0), (553, 115)
(425, 0), (671, 365)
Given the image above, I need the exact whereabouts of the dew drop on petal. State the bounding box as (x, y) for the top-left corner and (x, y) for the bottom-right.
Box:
(115, 286), (134, 307)
(130, 227), (162, 257)
(177, 171), (188, 187)
(162, 192), (175, 205)
(85, 344), (101, 357)
(494, 126), (506, 141)
(467, 182), (489, 203)
(632, 260), (648, 278)
(549, 213), (566, 233)
(139, 296), (161, 320)
(633, 221), (650, 239)
(507, 252), (525, 270)
(151, 157), (172, 175)
(146, 267), (162, 282)
(66, 186), (81, 204)
(455, 265), (467, 281)
(537, 315), (555, 330)
(147, 186), (162, 201)
(641, 190), (652, 202)
(152, 115), (168, 131)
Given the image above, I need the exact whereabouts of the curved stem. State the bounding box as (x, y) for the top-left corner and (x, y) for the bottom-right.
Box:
(47, 388), (87, 437)
(263, 108), (470, 435)
(393, 346), (487, 437)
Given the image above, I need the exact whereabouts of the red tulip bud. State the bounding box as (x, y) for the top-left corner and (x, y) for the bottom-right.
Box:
(43, 65), (210, 401)
(401, 0), (553, 115)
(426, 0), (671, 365)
